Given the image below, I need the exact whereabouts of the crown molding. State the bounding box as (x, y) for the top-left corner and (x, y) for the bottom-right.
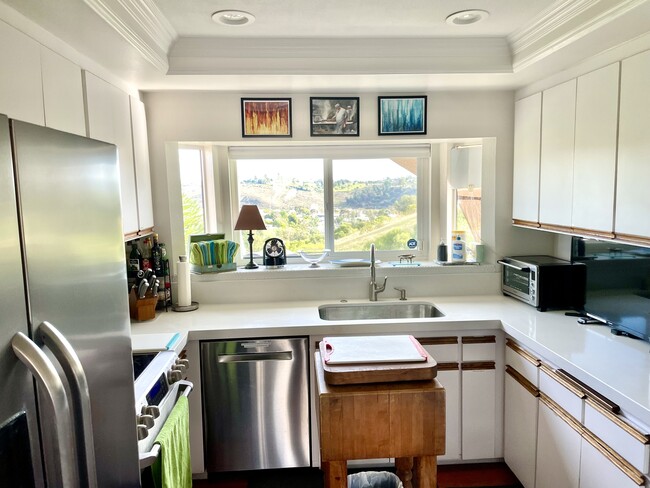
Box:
(83, 0), (176, 73)
(509, 0), (648, 71)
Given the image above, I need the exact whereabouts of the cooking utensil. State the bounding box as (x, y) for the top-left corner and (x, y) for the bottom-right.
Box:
(151, 280), (159, 297)
(138, 279), (149, 299)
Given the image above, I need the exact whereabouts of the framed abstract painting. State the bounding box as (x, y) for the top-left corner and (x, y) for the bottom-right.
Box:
(378, 96), (427, 136)
(241, 98), (292, 137)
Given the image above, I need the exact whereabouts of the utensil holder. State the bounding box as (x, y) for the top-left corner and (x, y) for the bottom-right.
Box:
(129, 289), (158, 321)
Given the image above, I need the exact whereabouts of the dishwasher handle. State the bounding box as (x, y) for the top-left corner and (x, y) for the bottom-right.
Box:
(217, 351), (293, 363)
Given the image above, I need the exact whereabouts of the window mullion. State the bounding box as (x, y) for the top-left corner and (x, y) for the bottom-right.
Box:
(323, 158), (335, 251)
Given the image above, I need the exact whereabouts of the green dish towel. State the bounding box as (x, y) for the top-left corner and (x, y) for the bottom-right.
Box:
(151, 395), (192, 488)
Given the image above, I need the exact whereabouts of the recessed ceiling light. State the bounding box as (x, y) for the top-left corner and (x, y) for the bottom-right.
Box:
(211, 10), (255, 27)
(445, 9), (489, 26)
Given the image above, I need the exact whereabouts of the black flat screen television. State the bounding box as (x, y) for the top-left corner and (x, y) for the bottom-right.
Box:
(572, 237), (650, 342)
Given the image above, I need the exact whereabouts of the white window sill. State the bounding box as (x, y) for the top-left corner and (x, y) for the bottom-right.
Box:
(190, 261), (498, 282)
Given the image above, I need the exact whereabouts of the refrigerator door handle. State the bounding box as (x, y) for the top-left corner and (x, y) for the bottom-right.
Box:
(36, 321), (98, 488)
(11, 332), (79, 488)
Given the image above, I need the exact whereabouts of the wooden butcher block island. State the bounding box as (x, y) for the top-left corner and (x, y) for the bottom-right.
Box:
(315, 335), (446, 488)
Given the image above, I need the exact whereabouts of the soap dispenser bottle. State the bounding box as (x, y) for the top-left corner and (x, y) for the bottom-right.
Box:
(451, 232), (466, 263)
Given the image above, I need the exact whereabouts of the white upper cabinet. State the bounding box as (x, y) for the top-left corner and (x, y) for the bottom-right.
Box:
(539, 79), (577, 228)
(130, 96), (154, 232)
(615, 49), (650, 240)
(512, 93), (542, 224)
(40, 47), (85, 136)
(84, 71), (139, 235)
(0, 20), (44, 125)
(571, 63), (620, 235)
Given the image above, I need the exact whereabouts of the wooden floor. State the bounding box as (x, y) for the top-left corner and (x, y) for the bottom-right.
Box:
(194, 462), (522, 488)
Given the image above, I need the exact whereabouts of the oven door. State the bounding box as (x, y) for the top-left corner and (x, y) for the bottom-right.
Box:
(499, 258), (537, 307)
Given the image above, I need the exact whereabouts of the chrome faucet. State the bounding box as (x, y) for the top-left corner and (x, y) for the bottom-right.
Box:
(369, 243), (388, 301)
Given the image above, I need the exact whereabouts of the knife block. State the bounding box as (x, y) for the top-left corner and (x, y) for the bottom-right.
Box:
(129, 289), (158, 321)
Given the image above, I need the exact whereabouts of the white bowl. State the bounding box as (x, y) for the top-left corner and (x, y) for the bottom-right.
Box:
(298, 249), (330, 267)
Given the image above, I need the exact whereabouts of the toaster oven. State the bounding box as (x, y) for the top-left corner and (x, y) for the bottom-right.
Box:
(498, 255), (586, 311)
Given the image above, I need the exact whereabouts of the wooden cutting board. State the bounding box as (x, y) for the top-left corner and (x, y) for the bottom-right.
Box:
(319, 335), (437, 385)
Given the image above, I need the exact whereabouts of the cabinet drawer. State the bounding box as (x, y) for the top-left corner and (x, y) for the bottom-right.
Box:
(539, 364), (584, 422)
(505, 339), (539, 387)
(580, 430), (646, 487)
(585, 399), (650, 474)
(462, 336), (496, 362)
(419, 337), (459, 363)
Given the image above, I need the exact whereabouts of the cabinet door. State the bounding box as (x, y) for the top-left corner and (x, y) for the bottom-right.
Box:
(572, 63), (620, 235)
(41, 47), (85, 136)
(539, 79), (576, 228)
(615, 49), (650, 239)
(512, 93), (542, 224)
(0, 21), (44, 125)
(130, 96), (154, 231)
(504, 372), (538, 488)
(535, 400), (581, 488)
(437, 369), (461, 461)
(84, 71), (139, 235)
(462, 368), (497, 460)
(421, 339), (460, 461)
(579, 434), (644, 488)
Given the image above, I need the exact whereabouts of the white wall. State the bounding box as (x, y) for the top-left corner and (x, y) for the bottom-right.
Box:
(143, 89), (555, 301)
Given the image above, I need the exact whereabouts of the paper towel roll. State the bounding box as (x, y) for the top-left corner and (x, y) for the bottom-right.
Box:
(177, 256), (191, 307)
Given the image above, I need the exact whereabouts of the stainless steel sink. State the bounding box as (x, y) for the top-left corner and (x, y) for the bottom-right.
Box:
(318, 301), (445, 321)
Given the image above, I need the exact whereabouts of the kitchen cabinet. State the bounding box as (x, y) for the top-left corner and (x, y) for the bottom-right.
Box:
(40, 47), (85, 136)
(420, 337), (461, 461)
(579, 431), (646, 488)
(0, 20), (44, 125)
(84, 71), (153, 237)
(512, 93), (542, 226)
(130, 96), (154, 233)
(505, 338), (649, 488)
(504, 340), (540, 488)
(571, 63), (620, 236)
(615, 49), (650, 242)
(461, 336), (499, 460)
(504, 370), (538, 488)
(535, 396), (582, 488)
(538, 79), (576, 228)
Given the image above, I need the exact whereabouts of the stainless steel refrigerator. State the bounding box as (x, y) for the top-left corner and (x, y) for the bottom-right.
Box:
(0, 114), (140, 487)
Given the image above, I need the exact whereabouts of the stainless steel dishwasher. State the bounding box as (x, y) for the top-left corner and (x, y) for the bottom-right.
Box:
(201, 337), (310, 472)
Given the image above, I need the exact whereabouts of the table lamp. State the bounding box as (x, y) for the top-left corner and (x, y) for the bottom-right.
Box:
(234, 205), (267, 269)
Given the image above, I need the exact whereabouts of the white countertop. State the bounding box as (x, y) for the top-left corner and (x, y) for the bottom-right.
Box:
(130, 294), (650, 426)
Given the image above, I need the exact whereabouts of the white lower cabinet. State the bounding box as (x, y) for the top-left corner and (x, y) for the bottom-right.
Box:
(535, 398), (582, 488)
(505, 338), (650, 488)
(462, 367), (497, 460)
(504, 371), (538, 488)
(437, 368), (461, 461)
(420, 337), (461, 461)
(580, 432), (645, 488)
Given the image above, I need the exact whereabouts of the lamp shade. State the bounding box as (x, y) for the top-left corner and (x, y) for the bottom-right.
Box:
(234, 204), (267, 231)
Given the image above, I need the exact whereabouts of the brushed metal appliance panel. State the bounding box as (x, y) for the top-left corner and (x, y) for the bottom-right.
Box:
(0, 114), (43, 487)
(201, 337), (310, 472)
(11, 120), (140, 487)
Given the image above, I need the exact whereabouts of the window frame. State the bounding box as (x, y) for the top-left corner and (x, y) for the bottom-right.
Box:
(224, 147), (433, 262)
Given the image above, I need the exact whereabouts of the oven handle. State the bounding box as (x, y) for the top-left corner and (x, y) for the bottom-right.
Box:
(138, 380), (193, 470)
(497, 259), (530, 272)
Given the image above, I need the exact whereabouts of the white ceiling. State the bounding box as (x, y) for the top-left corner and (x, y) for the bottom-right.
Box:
(2, 0), (650, 92)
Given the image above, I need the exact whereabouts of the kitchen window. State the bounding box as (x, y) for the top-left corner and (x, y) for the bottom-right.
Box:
(179, 146), (206, 251)
(227, 145), (431, 260)
(175, 142), (486, 264)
